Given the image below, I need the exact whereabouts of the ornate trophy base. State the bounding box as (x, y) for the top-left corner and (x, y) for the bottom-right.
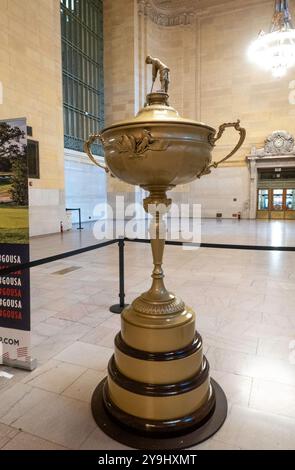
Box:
(91, 303), (228, 449)
(91, 377), (227, 450)
(90, 189), (227, 449)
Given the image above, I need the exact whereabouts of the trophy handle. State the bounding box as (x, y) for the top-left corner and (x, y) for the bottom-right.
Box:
(84, 133), (113, 176)
(208, 120), (246, 169)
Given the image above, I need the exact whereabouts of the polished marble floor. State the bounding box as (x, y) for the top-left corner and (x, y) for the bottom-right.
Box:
(30, 218), (295, 261)
(1, 227), (295, 450)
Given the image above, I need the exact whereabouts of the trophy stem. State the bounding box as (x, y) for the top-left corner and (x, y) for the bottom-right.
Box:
(150, 236), (167, 299)
(144, 187), (171, 302)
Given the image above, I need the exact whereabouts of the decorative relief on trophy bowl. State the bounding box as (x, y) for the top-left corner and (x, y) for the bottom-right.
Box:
(110, 130), (170, 159)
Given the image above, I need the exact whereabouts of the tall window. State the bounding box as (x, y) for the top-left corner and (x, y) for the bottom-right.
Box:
(60, 0), (104, 155)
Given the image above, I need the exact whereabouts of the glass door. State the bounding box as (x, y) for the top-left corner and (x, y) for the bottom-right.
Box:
(257, 189), (270, 219)
(286, 189), (295, 210)
(272, 189), (284, 211)
(285, 189), (295, 219)
(257, 188), (295, 219)
(258, 189), (269, 210)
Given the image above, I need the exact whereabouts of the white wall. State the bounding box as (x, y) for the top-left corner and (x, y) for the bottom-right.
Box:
(64, 152), (250, 224)
(187, 167), (250, 219)
(29, 188), (67, 237)
(64, 149), (107, 224)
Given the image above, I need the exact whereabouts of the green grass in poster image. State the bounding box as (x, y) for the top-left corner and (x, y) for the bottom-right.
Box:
(0, 182), (12, 194)
(0, 205), (29, 244)
(0, 173), (12, 203)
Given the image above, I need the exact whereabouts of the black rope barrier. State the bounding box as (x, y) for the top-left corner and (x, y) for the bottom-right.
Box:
(0, 239), (118, 277)
(1, 236), (295, 315)
(125, 238), (295, 251)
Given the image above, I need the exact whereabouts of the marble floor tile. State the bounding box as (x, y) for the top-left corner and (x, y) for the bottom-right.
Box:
(83, 291), (122, 310)
(2, 432), (68, 450)
(31, 321), (92, 364)
(192, 438), (241, 450)
(249, 378), (295, 419)
(215, 307), (263, 328)
(210, 370), (252, 407)
(31, 309), (55, 328)
(81, 325), (118, 348)
(195, 318), (220, 337)
(54, 341), (113, 370)
(41, 288), (71, 302)
(240, 321), (293, 340)
(31, 339), (73, 365)
(79, 427), (130, 450)
(215, 405), (295, 450)
(12, 393), (96, 449)
(204, 331), (258, 355)
(77, 310), (112, 328)
(62, 369), (106, 403)
(74, 283), (107, 297)
(33, 320), (65, 338)
(98, 314), (121, 329)
(261, 295), (295, 317)
(189, 293), (232, 317)
(30, 295), (51, 311)
(21, 360), (86, 394)
(54, 302), (98, 322)
(257, 336), (293, 362)
(0, 423), (19, 449)
(44, 317), (91, 336)
(262, 311), (295, 330)
(0, 384), (53, 426)
(0, 366), (28, 392)
(206, 347), (295, 386)
(41, 295), (89, 314)
(229, 292), (265, 313)
(21, 360), (62, 384)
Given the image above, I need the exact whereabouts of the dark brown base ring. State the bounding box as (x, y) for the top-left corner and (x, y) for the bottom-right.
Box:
(91, 378), (227, 450)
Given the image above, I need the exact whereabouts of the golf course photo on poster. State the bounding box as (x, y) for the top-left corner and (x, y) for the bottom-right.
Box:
(0, 119), (29, 244)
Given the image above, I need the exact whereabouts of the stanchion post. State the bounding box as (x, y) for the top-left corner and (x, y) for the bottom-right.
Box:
(77, 208), (83, 230)
(110, 237), (128, 314)
(66, 208), (84, 230)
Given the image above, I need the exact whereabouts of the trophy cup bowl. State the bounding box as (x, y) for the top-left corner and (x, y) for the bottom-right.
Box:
(84, 74), (246, 449)
(85, 92), (246, 189)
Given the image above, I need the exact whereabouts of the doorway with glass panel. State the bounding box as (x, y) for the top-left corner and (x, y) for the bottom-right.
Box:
(258, 188), (295, 219)
(257, 168), (295, 220)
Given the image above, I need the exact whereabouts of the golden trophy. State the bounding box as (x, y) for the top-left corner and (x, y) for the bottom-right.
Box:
(85, 57), (246, 449)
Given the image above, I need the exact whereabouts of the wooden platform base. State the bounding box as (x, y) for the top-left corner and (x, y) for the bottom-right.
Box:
(91, 377), (227, 450)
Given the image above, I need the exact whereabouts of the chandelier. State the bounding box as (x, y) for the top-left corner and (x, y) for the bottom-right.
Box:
(248, 0), (295, 78)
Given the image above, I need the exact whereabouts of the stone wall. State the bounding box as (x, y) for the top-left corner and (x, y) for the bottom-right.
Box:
(0, 0), (66, 235)
(104, 0), (137, 124)
(199, 0), (295, 163)
(104, 0), (295, 219)
(103, 0), (137, 205)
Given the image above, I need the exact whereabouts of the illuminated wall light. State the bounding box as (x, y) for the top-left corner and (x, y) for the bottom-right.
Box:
(248, 0), (295, 78)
